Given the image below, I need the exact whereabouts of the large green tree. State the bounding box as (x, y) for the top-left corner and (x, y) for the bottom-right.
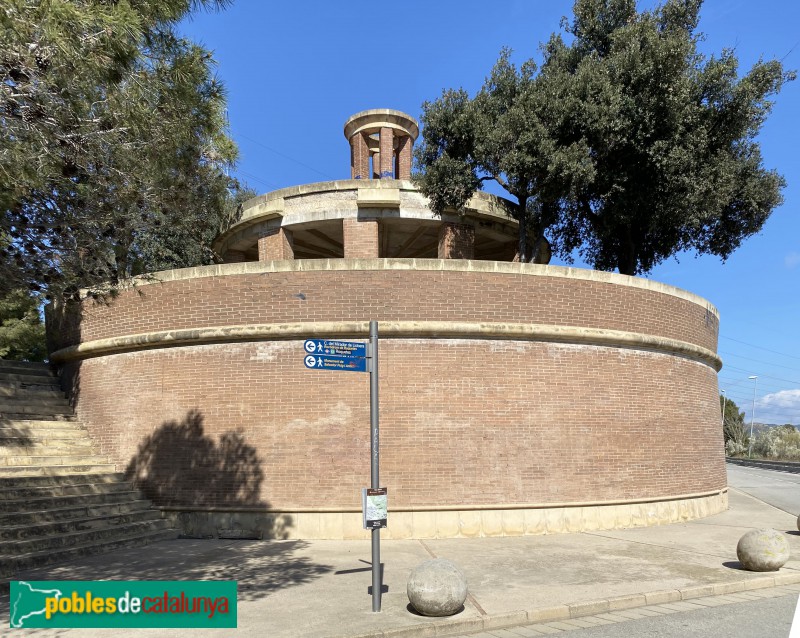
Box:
(1, 0), (244, 300)
(415, 0), (793, 274)
(546, 0), (793, 275)
(414, 49), (593, 262)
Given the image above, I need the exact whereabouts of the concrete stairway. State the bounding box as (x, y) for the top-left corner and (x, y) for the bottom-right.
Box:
(0, 360), (177, 582)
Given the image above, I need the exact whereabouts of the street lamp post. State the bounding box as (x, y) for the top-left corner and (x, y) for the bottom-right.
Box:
(721, 389), (727, 430)
(748, 376), (758, 458)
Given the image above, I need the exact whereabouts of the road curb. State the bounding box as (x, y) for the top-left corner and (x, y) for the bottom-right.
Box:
(336, 570), (800, 638)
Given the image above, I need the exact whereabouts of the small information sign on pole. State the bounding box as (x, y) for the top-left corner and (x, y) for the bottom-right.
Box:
(362, 488), (387, 529)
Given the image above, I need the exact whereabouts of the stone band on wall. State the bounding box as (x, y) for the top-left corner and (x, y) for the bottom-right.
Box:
(163, 490), (729, 540)
(49, 320), (722, 371)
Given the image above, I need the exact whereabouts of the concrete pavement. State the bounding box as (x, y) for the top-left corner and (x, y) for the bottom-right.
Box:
(2, 471), (800, 637)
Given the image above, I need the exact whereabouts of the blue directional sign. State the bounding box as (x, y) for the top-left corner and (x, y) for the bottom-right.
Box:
(304, 354), (367, 372)
(303, 339), (367, 358)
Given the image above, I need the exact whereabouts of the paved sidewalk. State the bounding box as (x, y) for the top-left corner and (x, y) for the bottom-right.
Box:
(2, 488), (799, 637)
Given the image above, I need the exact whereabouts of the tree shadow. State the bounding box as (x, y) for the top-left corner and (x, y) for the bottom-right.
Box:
(5, 538), (334, 603)
(125, 409), (291, 540)
(0, 422), (33, 447)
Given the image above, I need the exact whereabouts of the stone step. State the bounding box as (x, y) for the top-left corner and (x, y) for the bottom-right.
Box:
(0, 453), (108, 467)
(0, 427), (89, 441)
(0, 361), (52, 375)
(0, 414), (75, 423)
(0, 396), (71, 409)
(0, 386), (65, 399)
(0, 489), (143, 514)
(0, 440), (93, 455)
(0, 372), (58, 386)
(0, 418), (81, 429)
(0, 499), (153, 526)
(0, 471), (126, 489)
(4, 526), (178, 576)
(0, 403), (73, 418)
(0, 480), (135, 501)
(0, 463), (118, 478)
(1, 508), (163, 542)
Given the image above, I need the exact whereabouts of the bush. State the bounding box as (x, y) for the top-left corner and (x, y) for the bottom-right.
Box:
(751, 426), (800, 461)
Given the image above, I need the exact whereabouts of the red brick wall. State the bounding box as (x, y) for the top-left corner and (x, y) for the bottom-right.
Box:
(52, 266), (724, 512)
(53, 268), (719, 353)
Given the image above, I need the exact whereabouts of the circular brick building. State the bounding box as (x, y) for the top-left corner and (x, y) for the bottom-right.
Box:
(48, 109), (727, 540)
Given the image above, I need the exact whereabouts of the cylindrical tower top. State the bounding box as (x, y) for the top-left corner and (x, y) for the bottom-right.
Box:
(344, 109), (419, 180)
(343, 109), (419, 141)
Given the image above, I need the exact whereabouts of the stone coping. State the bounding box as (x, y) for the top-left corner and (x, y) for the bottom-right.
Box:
(102, 258), (719, 319)
(48, 320), (722, 370)
(237, 180), (512, 220)
(160, 490), (728, 541)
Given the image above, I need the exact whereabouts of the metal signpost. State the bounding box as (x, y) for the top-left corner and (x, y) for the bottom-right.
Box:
(301, 322), (383, 612)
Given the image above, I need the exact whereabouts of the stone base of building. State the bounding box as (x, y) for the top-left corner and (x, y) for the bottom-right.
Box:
(161, 490), (728, 540)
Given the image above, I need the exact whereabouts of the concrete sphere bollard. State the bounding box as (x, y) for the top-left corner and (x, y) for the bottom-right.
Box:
(407, 559), (468, 617)
(736, 528), (790, 572)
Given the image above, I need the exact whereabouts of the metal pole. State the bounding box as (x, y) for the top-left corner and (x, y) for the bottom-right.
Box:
(748, 376), (758, 458)
(720, 390), (726, 429)
(369, 320), (381, 612)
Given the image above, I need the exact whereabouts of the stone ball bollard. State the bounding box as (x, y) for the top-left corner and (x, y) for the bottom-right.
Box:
(736, 528), (790, 572)
(407, 559), (468, 617)
(797, 514), (800, 532)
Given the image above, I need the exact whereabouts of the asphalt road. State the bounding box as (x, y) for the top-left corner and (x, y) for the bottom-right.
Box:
(726, 462), (800, 516)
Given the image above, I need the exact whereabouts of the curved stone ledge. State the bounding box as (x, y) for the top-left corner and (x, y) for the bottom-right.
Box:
(49, 320), (722, 370)
(161, 489), (728, 540)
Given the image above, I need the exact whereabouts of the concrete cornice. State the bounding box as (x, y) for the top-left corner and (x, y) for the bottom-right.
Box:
(49, 320), (722, 370)
(109, 258), (719, 319)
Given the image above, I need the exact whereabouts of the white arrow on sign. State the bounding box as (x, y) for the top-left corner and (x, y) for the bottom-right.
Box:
(304, 340), (317, 353)
(304, 355), (317, 368)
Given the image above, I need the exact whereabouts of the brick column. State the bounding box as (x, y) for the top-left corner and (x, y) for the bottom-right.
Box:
(379, 127), (394, 178)
(438, 223), (475, 259)
(343, 218), (379, 258)
(351, 133), (369, 180)
(372, 152), (381, 179)
(397, 135), (412, 179)
(257, 228), (294, 261)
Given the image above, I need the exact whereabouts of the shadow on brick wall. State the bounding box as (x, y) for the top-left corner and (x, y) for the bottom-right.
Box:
(124, 408), (293, 540)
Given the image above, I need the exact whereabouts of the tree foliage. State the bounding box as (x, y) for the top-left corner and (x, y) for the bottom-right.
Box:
(0, 289), (46, 361)
(1, 0), (246, 300)
(414, 0), (793, 274)
(720, 393), (747, 455)
(414, 50), (592, 262)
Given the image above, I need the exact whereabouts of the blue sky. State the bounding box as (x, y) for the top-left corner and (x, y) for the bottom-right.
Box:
(180, 0), (800, 424)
